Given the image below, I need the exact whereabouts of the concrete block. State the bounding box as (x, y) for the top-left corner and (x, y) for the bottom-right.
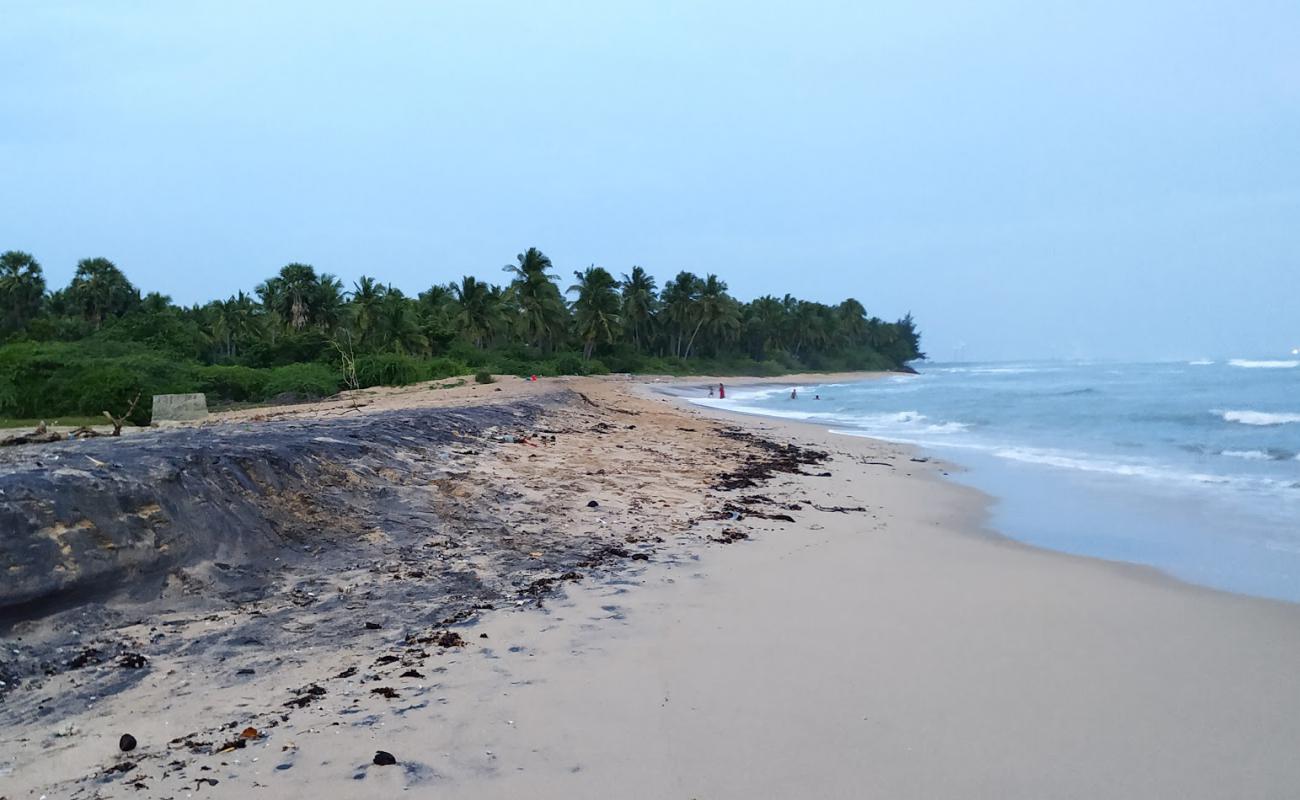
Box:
(151, 393), (209, 424)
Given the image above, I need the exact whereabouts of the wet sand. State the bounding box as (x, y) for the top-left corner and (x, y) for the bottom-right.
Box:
(4, 375), (1300, 798)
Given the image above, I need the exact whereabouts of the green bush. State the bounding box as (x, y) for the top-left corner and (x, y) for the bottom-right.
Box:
(261, 363), (341, 399)
(423, 356), (469, 381)
(474, 370), (494, 384)
(195, 365), (268, 402)
(356, 353), (424, 388)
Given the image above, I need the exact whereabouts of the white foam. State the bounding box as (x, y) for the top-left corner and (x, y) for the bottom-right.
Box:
(1188, 359), (1214, 366)
(1221, 450), (1273, 461)
(1228, 359), (1298, 369)
(1220, 410), (1300, 426)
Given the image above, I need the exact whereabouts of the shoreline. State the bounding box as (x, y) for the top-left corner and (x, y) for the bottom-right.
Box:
(656, 375), (1300, 610)
(4, 376), (1300, 797)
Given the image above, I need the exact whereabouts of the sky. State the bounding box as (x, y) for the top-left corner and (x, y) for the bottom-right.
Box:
(1, 1), (1297, 361)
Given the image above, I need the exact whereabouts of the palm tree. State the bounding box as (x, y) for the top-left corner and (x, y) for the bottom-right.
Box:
(743, 295), (786, 359)
(67, 257), (139, 328)
(569, 266), (621, 359)
(503, 248), (567, 351)
(373, 287), (427, 355)
(619, 266), (658, 352)
(256, 263), (318, 331)
(660, 271), (702, 357)
(0, 250), (46, 334)
(451, 276), (502, 349)
(836, 298), (869, 347)
(685, 274), (738, 358)
(350, 276), (385, 346)
(212, 291), (261, 357)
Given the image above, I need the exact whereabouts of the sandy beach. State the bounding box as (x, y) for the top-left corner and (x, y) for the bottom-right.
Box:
(4, 375), (1300, 799)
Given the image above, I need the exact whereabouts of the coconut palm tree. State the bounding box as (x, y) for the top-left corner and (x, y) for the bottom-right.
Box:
(569, 266), (621, 359)
(373, 287), (427, 355)
(660, 271), (702, 357)
(349, 276), (385, 345)
(503, 248), (567, 351)
(619, 266), (658, 352)
(0, 250), (46, 334)
(451, 276), (502, 349)
(685, 274), (738, 358)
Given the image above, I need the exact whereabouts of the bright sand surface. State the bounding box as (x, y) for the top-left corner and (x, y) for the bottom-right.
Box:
(6, 375), (1300, 798)
(426, 396), (1300, 799)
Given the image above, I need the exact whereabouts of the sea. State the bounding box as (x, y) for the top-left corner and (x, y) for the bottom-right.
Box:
(693, 360), (1300, 603)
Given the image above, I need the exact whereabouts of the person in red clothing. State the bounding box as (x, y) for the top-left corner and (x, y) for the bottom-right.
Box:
(718, 383), (726, 399)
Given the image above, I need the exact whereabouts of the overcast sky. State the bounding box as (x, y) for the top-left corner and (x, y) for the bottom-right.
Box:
(2, 1), (1297, 361)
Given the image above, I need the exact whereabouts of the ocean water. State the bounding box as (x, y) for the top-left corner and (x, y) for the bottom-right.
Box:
(694, 361), (1300, 603)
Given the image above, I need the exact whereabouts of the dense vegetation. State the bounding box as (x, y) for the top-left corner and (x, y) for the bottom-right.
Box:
(0, 248), (923, 424)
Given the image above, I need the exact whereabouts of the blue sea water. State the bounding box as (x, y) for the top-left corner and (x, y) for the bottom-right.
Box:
(696, 360), (1300, 603)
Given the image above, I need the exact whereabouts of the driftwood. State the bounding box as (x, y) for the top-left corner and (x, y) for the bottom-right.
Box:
(102, 393), (141, 436)
(1, 427), (63, 447)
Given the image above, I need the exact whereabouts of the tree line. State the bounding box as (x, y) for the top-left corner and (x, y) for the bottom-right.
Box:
(0, 247), (923, 422)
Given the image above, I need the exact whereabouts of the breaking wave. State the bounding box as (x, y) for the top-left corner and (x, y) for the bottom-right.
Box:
(1228, 359), (1298, 369)
(1220, 410), (1300, 426)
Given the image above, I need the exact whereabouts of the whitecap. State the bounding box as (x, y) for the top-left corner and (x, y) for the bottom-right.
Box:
(1228, 359), (1298, 369)
(1221, 450), (1273, 461)
(1220, 410), (1300, 426)
(1188, 359), (1214, 366)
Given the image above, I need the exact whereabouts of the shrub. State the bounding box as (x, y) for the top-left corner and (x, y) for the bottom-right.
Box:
(356, 353), (424, 388)
(474, 370), (494, 384)
(194, 365), (268, 403)
(423, 356), (469, 381)
(261, 363), (341, 399)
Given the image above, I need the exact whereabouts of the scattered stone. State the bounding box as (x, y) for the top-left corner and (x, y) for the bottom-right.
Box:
(400, 669), (424, 679)
(337, 666), (358, 679)
(586, 500), (600, 508)
(236, 668), (255, 676)
(364, 621), (382, 630)
(371, 686), (400, 699)
(374, 654), (400, 665)
(373, 750), (397, 766)
(104, 760), (136, 775)
(118, 733), (137, 752)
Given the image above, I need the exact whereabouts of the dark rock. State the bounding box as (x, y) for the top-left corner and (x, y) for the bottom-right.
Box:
(586, 500), (600, 508)
(373, 750), (397, 766)
(364, 621), (382, 630)
(119, 733), (137, 752)
(371, 686), (400, 699)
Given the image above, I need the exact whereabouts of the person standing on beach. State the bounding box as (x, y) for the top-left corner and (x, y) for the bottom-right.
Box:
(709, 386), (714, 397)
(718, 383), (726, 399)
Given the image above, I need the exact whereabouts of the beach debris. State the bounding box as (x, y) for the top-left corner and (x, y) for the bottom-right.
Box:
(104, 760), (136, 775)
(374, 654), (400, 665)
(364, 621), (382, 630)
(236, 667), (255, 675)
(0, 422), (63, 447)
(119, 733), (138, 752)
(337, 666), (358, 679)
(810, 503), (868, 513)
(240, 726), (260, 739)
(711, 529), (750, 544)
(118, 652), (148, 669)
(400, 669), (424, 678)
(415, 630), (466, 648)
(373, 750), (398, 766)
(629, 553), (651, 561)
(284, 683), (326, 709)
(216, 737), (247, 753)
(371, 686), (400, 699)
(66, 647), (103, 670)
